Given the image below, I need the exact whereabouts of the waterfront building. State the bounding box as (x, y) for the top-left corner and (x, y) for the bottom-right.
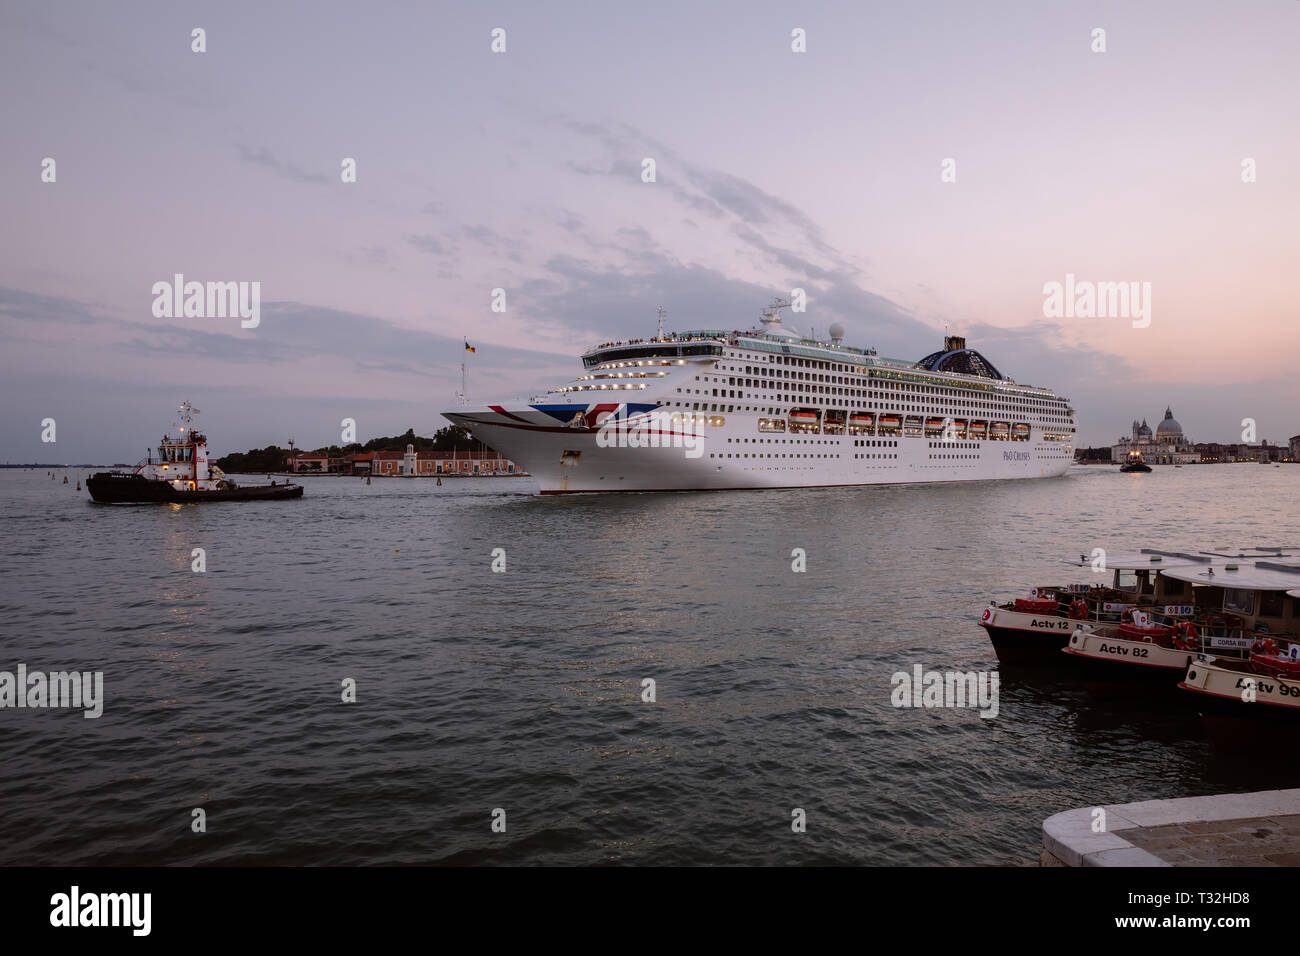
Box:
(370, 446), (523, 477)
(288, 447), (521, 475)
(288, 452), (330, 473)
(1111, 407), (1200, 465)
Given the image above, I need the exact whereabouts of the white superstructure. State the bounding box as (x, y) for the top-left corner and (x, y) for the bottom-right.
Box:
(443, 301), (1076, 494)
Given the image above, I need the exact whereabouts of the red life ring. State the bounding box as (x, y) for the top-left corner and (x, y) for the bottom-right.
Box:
(1069, 600), (1088, 620)
(1174, 621), (1199, 651)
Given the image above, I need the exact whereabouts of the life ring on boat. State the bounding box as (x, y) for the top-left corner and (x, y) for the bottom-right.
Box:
(1069, 600), (1088, 620)
(1120, 607), (1134, 623)
(1173, 621), (1199, 651)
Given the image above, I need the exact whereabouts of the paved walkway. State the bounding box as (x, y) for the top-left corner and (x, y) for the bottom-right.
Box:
(1042, 789), (1300, 866)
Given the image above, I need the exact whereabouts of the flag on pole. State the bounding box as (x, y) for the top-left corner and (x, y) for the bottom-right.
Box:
(464, 338), (476, 353)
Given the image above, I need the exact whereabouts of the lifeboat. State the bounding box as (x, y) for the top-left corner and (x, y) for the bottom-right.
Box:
(1116, 609), (1175, 645)
(924, 417), (946, 436)
(878, 414), (901, 428)
(990, 422), (1010, 439)
(849, 412), (875, 426)
(1014, 597), (1057, 614)
(968, 421), (987, 437)
(1249, 639), (1300, 678)
(789, 410), (819, 424)
(951, 419), (968, 439)
(1013, 423), (1030, 439)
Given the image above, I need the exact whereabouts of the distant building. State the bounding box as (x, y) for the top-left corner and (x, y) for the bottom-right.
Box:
(289, 446), (522, 476)
(288, 452), (330, 473)
(1111, 407), (1200, 465)
(1291, 434), (1300, 462)
(371, 445), (522, 477)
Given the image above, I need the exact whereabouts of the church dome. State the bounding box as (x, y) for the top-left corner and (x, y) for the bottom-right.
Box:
(1156, 406), (1182, 438)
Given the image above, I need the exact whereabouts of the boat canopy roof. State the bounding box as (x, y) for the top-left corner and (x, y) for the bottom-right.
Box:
(1198, 547), (1299, 559)
(1160, 561), (1300, 592)
(1063, 549), (1210, 571)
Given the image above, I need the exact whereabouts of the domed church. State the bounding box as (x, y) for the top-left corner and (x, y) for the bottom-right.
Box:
(1112, 407), (1199, 465)
(1155, 407), (1183, 442)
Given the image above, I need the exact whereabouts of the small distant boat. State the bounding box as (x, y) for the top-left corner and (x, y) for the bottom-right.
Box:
(1120, 449), (1152, 473)
(87, 402), (304, 504)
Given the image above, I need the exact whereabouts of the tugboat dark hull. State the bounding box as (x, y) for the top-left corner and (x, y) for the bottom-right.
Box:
(86, 472), (303, 504)
(1119, 463), (1152, 473)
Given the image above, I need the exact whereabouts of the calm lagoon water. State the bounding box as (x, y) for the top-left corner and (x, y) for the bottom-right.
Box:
(1, 464), (1297, 865)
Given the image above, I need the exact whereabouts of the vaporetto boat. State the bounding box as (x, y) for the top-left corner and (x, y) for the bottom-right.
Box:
(443, 300), (1076, 494)
(978, 551), (1212, 663)
(1173, 560), (1300, 725)
(1063, 556), (1300, 687)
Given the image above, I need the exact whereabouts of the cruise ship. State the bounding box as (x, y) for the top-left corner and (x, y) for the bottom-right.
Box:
(443, 300), (1076, 493)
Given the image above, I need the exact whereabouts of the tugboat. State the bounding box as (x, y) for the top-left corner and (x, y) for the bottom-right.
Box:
(1119, 449), (1152, 472)
(87, 403), (304, 504)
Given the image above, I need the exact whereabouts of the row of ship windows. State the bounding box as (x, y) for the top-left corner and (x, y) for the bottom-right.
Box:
(683, 387), (1070, 424)
(659, 402), (1070, 443)
(710, 453), (854, 460)
(669, 398), (1074, 425)
(730, 437), (899, 446)
(720, 355), (1068, 412)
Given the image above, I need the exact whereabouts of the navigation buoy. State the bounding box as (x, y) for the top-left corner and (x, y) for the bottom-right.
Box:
(76, 481), (81, 490)
(63, 476), (68, 484)
(436, 476), (442, 486)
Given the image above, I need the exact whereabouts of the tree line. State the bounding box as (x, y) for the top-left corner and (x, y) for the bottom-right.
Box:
(215, 425), (487, 471)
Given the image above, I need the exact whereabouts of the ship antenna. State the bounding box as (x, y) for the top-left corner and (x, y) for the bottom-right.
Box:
(456, 361), (469, 407)
(759, 296), (791, 330)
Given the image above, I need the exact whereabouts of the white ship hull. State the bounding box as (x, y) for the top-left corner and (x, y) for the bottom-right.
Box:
(445, 405), (1072, 494)
(444, 312), (1075, 494)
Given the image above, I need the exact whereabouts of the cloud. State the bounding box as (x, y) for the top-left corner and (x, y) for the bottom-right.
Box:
(0, 286), (106, 325)
(235, 144), (329, 185)
(407, 234), (448, 255)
